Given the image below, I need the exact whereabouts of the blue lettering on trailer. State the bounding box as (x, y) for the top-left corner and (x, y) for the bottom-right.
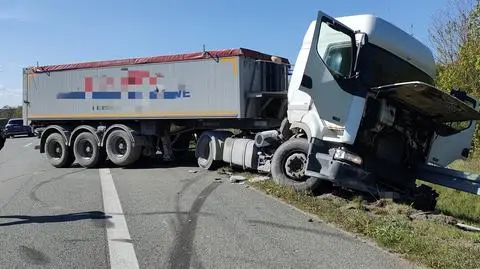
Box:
(57, 89), (191, 100)
(149, 89), (191, 100)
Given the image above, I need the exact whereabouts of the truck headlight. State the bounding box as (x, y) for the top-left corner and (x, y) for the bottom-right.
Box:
(333, 148), (363, 165)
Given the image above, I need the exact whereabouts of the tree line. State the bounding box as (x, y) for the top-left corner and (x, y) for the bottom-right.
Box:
(0, 106), (22, 120)
(429, 0), (480, 154)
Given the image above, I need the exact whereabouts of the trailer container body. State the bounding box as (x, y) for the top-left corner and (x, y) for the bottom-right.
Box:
(24, 48), (289, 121)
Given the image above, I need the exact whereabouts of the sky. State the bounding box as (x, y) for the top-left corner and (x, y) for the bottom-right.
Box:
(0, 0), (450, 107)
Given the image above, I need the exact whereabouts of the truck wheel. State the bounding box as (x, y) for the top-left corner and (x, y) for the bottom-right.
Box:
(271, 138), (320, 192)
(195, 131), (229, 170)
(45, 133), (74, 168)
(73, 132), (102, 168)
(412, 184), (438, 211)
(105, 129), (141, 167)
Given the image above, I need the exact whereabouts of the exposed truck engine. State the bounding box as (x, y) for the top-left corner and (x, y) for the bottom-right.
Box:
(24, 10), (480, 210)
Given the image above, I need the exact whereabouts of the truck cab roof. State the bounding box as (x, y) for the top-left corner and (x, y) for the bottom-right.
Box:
(334, 14), (436, 81)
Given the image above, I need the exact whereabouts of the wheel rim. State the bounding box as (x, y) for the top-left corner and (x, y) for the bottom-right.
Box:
(76, 138), (94, 160)
(110, 136), (128, 158)
(284, 152), (307, 182)
(47, 141), (63, 159)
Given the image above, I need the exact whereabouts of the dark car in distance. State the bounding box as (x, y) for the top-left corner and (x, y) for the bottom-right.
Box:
(4, 118), (33, 138)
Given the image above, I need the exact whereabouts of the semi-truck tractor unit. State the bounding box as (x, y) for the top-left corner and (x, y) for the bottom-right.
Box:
(24, 11), (480, 209)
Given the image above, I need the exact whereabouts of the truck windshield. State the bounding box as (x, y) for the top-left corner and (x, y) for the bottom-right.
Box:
(316, 21), (354, 78)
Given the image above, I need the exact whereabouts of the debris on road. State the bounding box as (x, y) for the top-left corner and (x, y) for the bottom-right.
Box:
(456, 223), (480, 233)
(217, 168), (233, 176)
(408, 211), (480, 232)
(249, 176), (270, 183)
(229, 175), (247, 183)
(408, 212), (458, 225)
(188, 170), (198, 173)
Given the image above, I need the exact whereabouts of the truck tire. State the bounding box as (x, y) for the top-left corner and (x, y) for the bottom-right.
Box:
(105, 129), (141, 167)
(45, 132), (74, 168)
(271, 138), (321, 192)
(412, 184), (438, 211)
(195, 131), (229, 170)
(73, 132), (102, 168)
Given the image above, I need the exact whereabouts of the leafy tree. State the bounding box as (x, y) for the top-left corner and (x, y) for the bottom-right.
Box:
(0, 106), (22, 120)
(430, 0), (480, 154)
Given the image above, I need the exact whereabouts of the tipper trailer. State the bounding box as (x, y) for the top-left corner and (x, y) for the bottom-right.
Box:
(24, 10), (480, 210)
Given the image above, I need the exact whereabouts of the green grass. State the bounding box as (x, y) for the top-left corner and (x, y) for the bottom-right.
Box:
(244, 159), (480, 269)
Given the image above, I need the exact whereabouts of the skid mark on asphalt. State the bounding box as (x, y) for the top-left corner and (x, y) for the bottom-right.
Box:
(18, 245), (51, 265)
(168, 177), (220, 269)
(0, 171), (47, 212)
(1, 169), (52, 183)
(29, 169), (86, 206)
(247, 220), (355, 241)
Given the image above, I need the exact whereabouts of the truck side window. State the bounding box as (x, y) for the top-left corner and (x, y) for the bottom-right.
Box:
(317, 21), (353, 78)
(443, 97), (475, 133)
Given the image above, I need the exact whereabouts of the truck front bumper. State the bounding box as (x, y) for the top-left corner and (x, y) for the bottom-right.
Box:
(306, 151), (376, 194)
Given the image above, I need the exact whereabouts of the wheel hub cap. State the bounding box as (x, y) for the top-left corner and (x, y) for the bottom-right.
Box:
(113, 138), (127, 156)
(285, 153), (307, 179)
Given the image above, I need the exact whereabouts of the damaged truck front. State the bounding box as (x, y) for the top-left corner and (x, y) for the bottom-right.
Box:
(258, 11), (480, 210)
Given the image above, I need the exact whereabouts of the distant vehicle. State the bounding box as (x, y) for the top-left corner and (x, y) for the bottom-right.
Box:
(4, 118), (33, 138)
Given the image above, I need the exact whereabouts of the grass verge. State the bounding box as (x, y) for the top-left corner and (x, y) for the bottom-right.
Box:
(246, 165), (480, 269)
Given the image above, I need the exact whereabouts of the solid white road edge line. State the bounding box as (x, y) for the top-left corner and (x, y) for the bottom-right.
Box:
(23, 142), (33, 147)
(99, 168), (139, 269)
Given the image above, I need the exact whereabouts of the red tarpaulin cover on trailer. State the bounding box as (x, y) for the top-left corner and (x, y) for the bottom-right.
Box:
(30, 48), (290, 73)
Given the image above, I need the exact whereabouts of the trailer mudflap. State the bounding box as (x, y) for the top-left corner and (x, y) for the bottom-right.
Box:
(415, 164), (480, 195)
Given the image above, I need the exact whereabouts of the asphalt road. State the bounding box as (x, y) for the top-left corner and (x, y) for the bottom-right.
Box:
(0, 136), (418, 269)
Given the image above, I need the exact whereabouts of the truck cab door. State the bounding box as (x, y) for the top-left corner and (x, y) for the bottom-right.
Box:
(427, 91), (478, 167)
(288, 11), (363, 143)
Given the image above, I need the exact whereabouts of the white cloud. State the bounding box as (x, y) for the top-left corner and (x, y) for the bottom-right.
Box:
(0, 85), (22, 107)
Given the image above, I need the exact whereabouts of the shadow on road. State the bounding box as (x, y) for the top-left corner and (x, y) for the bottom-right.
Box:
(0, 211), (111, 227)
(122, 154), (199, 170)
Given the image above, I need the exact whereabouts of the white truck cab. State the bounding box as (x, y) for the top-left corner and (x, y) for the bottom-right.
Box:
(279, 11), (480, 205)
(288, 11), (479, 166)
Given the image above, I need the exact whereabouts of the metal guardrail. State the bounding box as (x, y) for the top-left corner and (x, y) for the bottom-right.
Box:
(416, 164), (480, 195)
